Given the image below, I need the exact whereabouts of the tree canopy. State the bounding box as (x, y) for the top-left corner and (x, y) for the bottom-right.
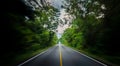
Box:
(61, 0), (120, 65)
(0, 0), (58, 66)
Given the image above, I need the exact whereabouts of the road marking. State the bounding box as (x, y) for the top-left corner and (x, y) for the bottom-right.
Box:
(59, 44), (63, 66)
(70, 48), (107, 66)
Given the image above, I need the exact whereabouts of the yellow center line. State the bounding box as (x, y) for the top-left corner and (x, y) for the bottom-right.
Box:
(59, 45), (63, 66)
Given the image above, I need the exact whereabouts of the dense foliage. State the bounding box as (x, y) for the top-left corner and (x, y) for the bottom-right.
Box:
(0, 0), (58, 66)
(62, 0), (120, 65)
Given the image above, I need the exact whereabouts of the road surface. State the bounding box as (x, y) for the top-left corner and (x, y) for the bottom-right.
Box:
(18, 44), (107, 66)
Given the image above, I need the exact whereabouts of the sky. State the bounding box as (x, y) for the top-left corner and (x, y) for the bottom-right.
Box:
(47, 0), (64, 10)
(47, 0), (71, 39)
(47, 0), (75, 40)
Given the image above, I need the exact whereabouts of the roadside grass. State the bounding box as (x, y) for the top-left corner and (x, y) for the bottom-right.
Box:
(77, 49), (120, 66)
(8, 46), (52, 66)
(64, 45), (120, 66)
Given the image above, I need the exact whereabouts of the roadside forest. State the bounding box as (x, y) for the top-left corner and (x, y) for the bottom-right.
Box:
(61, 0), (120, 65)
(0, 0), (58, 66)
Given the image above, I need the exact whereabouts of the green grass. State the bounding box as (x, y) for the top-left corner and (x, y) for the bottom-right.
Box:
(77, 49), (120, 66)
(8, 46), (52, 66)
(65, 45), (120, 66)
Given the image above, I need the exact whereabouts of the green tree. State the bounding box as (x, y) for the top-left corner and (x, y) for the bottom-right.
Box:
(0, 0), (58, 66)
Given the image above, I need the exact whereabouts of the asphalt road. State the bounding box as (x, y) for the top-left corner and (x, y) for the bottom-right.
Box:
(18, 44), (107, 66)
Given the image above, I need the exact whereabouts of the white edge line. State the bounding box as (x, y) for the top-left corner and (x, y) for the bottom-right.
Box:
(17, 47), (52, 66)
(71, 48), (107, 66)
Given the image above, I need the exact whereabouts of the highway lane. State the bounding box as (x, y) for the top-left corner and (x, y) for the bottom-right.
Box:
(18, 44), (107, 66)
(60, 45), (106, 66)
